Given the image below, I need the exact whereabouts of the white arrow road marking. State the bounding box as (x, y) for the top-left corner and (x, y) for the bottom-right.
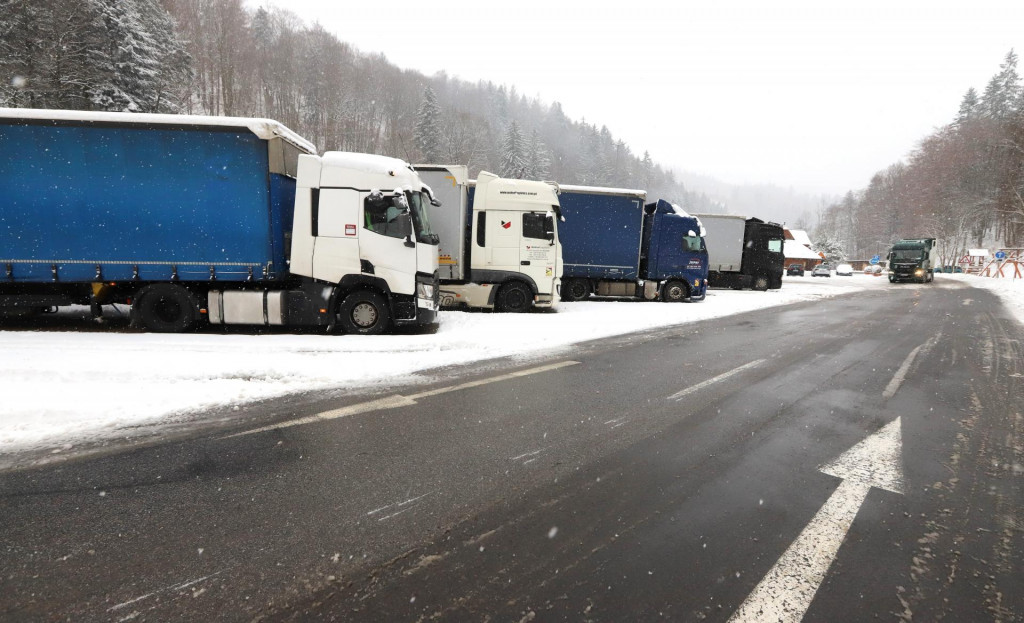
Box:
(729, 418), (904, 623)
(667, 359), (766, 401)
(227, 360), (579, 438)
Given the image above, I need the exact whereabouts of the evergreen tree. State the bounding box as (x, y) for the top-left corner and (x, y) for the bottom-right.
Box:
(981, 50), (1020, 120)
(639, 151), (654, 189)
(524, 129), (551, 180)
(499, 120), (527, 178)
(0, 0), (190, 112)
(955, 88), (979, 126)
(414, 86), (443, 163)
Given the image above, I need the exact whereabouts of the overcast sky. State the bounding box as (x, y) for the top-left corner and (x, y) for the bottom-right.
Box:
(248, 0), (1022, 195)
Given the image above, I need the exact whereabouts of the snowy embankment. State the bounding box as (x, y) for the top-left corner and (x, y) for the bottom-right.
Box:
(2, 272), (1015, 457)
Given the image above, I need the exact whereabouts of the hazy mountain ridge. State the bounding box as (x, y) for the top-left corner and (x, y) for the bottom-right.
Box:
(674, 169), (831, 228)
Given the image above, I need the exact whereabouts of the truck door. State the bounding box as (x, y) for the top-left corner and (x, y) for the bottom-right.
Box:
(520, 211), (558, 289)
(357, 191), (417, 295)
(484, 210), (521, 271)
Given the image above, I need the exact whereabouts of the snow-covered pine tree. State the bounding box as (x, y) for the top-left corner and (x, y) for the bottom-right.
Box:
(639, 151), (654, 190)
(0, 0), (98, 109)
(499, 120), (527, 178)
(415, 86), (443, 163)
(524, 129), (551, 180)
(955, 88), (980, 126)
(88, 0), (191, 112)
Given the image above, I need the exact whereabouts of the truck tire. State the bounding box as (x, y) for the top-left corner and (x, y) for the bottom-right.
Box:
(337, 291), (391, 335)
(133, 284), (198, 333)
(495, 281), (533, 313)
(753, 276), (770, 291)
(561, 279), (590, 302)
(661, 280), (688, 302)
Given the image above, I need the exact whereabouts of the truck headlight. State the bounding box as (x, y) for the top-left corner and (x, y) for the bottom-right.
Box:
(914, 269), (924, 276)
(417, 283), (434, 298)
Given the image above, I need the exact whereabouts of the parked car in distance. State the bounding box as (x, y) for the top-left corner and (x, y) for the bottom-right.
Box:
(786, 263), (805, 276)
(864, 265), (884, 275)
(811, 265), (831, 277)
(835, 263), (854, 276)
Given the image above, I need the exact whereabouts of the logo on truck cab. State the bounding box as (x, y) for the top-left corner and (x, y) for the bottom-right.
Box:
(501, 220), (512, 229)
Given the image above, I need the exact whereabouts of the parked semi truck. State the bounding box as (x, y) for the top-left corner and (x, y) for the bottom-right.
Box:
(887, 238), (936, 283)
(0, 109), (439, 334)
(414, 165), (562, 312)
(556, 186), (708, 302)
(692, 214), (785, 290)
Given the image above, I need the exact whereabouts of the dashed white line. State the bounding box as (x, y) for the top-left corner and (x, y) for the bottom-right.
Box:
(883, 345), (923, 399)
(109, 571), (223, 612)
(667, 359), (766, 401)
(510, 448), (546, 461)
(367, 492), (432, 516)
(227, 360), (580, 438)
(409, 361), (580, 400)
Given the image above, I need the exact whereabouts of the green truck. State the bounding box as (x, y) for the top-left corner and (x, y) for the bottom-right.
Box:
(887, 238), (936, 283)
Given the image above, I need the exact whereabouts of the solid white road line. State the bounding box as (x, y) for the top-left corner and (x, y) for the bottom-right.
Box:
(667, 359), (766, 401)
(226, 360), (579, 438)
(729, 418), (904, 623)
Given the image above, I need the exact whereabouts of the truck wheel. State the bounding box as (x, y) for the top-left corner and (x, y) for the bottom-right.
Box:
(661, 280), (688, 302)
(562, 279), (590, 302)
(496, 282), (533, 313)
(133, 284), (198, 333)
(337, 291), (391, 335)
(753, 276), (770, 291)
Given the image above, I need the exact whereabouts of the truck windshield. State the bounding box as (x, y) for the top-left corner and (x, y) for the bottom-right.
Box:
(891, 249), (923, 260)
(406, 191), (439, 245)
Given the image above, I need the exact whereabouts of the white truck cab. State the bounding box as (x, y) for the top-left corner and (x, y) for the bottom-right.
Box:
(415, 165), (562, 312)
(289, 152), (440, 333)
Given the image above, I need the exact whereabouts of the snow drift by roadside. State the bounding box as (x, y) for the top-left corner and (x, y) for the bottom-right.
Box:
(0, 275), (905, 455)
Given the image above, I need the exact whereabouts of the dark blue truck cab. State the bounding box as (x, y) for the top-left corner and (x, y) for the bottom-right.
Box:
(556, 185), (708, 302)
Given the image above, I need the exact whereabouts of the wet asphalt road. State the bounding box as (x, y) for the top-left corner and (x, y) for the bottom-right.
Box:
(1, 279), (1020, 622)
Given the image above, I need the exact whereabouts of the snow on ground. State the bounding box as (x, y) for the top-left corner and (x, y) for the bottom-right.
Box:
(941, 272), (1024, 326)
(0, 271), (1014, 456)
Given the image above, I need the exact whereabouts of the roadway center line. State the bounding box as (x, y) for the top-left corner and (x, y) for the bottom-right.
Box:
(226, 360), (580, 438)
(883, 345), (923, 399)
(667, 359), (766, 401)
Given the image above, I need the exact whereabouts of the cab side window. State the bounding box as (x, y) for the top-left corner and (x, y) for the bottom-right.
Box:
(523, 213), (554, 241)
(364, 194), (409, 239)
(683, 235), (704, 252)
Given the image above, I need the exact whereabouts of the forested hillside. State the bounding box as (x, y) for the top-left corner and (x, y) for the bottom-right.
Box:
(0, 0), (721, 211)
(814, 51), (1024, 263)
